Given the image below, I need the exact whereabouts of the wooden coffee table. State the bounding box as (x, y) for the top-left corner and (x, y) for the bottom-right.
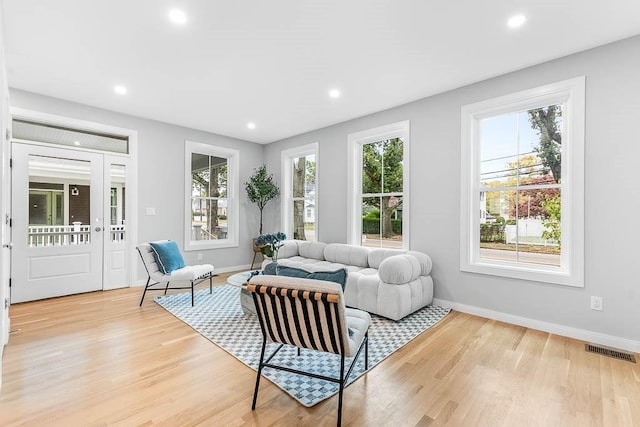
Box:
(227, 271), (258, 316)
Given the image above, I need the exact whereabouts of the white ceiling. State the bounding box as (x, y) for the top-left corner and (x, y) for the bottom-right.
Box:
(3, 1), (640, 144)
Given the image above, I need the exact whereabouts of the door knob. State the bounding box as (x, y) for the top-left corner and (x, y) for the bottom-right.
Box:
(95, 226), (102, 232)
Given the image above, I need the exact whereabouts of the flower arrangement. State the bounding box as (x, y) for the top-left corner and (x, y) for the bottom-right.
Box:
(255, 232), (286, 262)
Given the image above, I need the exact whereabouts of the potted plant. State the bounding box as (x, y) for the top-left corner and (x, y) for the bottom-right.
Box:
(244, 164), (280, 235)
(245, 165), (280, 267)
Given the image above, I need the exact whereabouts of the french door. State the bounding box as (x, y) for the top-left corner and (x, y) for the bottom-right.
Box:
(11, 143), (130, 302)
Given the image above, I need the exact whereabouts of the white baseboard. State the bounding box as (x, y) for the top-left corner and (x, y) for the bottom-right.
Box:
(433, 298), (640, 354)
(214, 264), (254, 274)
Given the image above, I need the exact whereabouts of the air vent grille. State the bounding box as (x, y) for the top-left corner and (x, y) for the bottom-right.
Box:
(585, 344), (636, 363)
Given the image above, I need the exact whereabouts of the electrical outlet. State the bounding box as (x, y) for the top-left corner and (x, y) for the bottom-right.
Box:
(197, 252), (203, 261)
(590, 296), (603, 311)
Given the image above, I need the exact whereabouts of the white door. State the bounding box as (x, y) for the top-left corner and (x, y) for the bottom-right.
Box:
(11, 143), (104, 302)
(103, 157), (130, 290)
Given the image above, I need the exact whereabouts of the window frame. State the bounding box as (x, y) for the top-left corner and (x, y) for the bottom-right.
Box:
(347, 120), (410, 250)
(184, 140), (239, 251)
(460, 77), (585, 287)
(281, 142), (319, 241)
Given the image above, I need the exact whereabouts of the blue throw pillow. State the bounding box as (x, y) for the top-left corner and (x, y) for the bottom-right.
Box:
(149, 240), (185, 274)
(262, 263), (347, 290)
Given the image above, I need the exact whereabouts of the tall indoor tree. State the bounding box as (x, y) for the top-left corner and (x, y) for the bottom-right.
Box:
(245, 164), (280, 235)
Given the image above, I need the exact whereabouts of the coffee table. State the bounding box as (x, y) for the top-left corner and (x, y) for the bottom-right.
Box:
(227, 270), (258, 316)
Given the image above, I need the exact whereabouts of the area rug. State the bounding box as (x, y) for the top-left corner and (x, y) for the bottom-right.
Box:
(155, 285), (450, 407)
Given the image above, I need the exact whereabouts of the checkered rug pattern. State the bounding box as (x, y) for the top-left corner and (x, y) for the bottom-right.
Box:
(155, 285), (450, 407)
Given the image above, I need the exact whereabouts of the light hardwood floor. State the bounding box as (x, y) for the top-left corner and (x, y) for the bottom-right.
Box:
(1, 274), (639, 426)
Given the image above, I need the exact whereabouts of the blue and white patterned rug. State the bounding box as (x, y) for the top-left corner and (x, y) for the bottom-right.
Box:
(155, 285), (450, 407)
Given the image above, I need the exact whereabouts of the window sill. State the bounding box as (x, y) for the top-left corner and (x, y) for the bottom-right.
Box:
(461, 260), (583, 288)
(184, 240), (239, 251)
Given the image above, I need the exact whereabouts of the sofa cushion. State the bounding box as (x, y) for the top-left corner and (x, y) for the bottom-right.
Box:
(149, 240), (185, 274)
(378, 254), (421, 284)
(368, 248), (407, 269)
(277, 240), (300, 259)
(298, 241), (327, 260)
(324, 243), (370, 268)
(407, 251), (433, 276)
(263, 262), (347, 289)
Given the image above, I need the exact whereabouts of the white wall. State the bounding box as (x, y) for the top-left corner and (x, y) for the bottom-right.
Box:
(9, 89), (266, 279)
(263, 35), (640, 346)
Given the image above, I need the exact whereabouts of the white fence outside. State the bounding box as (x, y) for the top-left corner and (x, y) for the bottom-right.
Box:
(110, 224), (126, 242)
(28, 224), (126, 247)
(505, 218), (558, 246)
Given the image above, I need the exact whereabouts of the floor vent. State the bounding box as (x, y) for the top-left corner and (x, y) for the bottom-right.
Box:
(585, 344), (636, 363)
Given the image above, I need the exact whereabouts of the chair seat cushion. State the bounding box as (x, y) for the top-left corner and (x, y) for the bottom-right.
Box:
(345, 307), (371, 357)
(159, 264), (214, 281)
(149, 240), (185, 274)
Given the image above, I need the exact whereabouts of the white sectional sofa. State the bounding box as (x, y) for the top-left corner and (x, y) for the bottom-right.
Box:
(270, 240), (434, 321)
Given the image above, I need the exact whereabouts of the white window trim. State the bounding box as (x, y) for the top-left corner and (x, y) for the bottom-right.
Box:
(347, 120), (410, 249)
(460, 77), (585, 287)
(281, 142), (319, 241)
(184, 140), (239, 251)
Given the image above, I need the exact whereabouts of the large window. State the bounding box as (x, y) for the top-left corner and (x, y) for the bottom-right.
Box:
(461, 77), (585, 286)
(281, 143), (317, 241)
(184, 141), (239, 250)
(348, 121), (410, 249)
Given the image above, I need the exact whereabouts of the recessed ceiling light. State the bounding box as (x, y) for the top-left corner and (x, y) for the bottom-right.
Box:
(169, 9), (187, 25)
(247, 122), (256, 130)
(114, 85), (127, 95)
(507, 14), (526, 28)
(73, 141), (81, 146)
(329, 89), (341, 99)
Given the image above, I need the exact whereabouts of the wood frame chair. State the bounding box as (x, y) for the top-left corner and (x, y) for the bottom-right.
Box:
(246, 274), (370, 427)
(136, 242), (214, 306)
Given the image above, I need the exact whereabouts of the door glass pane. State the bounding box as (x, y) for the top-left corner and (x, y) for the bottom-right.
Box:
(110, 164), (126, 242)
(28, 155), (91, 246)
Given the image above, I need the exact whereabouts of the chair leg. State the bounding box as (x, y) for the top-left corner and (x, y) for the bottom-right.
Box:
(164, 281), (171, 295)
(209, 272), (213, 294)
(252, 339), (268, 410)
(365, 331), (369, 370)
(337, 353), (345, 427)
(250, 252), (257, 270)
(191, 280), (195, 306)
(139, 277), (151, 306)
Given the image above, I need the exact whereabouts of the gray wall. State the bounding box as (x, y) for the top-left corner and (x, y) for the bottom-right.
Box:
(10, 89), (265, 279)
(263, 35), (640, 342)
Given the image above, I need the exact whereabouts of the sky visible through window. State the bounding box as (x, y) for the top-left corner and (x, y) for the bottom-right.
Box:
(480, 111), (540, 185)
